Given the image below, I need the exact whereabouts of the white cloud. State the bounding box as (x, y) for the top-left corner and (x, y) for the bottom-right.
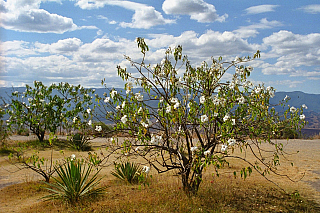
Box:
(162, 0), (227, 23)
(234, 18), (282, 38)
(35, 38), (83, 55)
(299, 4), (320, 14)
(0, 40), (36, 56)
(261, 31), (320, 76)
(245, 5), (279, 15)
(269, 80), (304, 88)
(76, 0), (175, 29)
(0, 0), (94, 33)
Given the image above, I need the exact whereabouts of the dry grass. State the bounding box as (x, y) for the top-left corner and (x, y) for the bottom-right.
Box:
(1, 138), (320, 212)
(1, 171), (320, 213)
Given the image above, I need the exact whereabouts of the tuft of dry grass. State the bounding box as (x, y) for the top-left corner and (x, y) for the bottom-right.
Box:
(1, 172), (320, 213)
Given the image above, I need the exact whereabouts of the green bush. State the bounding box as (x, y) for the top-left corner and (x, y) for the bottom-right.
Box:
(43, 157), (106, 204)
(69, 133), (91, 151)
(111, 161), (142, 184)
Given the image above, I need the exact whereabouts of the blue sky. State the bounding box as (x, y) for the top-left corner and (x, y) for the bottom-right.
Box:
(0, 0), (320, 94)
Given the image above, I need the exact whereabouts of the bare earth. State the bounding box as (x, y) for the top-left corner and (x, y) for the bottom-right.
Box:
(1, 136), (320, 211)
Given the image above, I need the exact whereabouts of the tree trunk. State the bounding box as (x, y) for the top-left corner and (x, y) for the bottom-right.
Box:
(181, 167), (203, 196)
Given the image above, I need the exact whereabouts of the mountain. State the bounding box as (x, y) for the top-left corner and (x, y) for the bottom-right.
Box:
(1, 87), (320, 129)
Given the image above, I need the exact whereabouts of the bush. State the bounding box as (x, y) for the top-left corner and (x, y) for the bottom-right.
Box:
(69, 133), (91, 151)
(43, 157), (106, 204)
(111, 161), (143, 184)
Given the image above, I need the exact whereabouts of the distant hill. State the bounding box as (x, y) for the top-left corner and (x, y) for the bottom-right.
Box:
(1, 87), (320, 129)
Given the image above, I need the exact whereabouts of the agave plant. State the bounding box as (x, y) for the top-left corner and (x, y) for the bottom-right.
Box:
(43, 157), (105, 203)
(111, 161), (142, 184)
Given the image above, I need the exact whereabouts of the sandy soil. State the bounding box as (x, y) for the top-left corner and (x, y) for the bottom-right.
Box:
(1, 137), (320, 211)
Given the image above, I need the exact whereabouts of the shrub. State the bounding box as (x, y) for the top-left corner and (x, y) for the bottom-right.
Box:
(69, 133), (91, 151)
(111, 161), (143, 184)
(43, 156), (106, 204)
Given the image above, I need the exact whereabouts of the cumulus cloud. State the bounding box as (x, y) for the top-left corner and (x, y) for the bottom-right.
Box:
(299, 4), (320, 14)
(261, 31), (320, 76)
(162, 0), (227, 23)
(76, 0), (175, 29)
(245, 5), (279, 15)
(0, 0), (94, 33)
(35, 38), (83, 55)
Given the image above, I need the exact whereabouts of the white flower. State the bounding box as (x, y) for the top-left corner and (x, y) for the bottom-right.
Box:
(254, 87), (261, 94)
(135, 93), (143, 101)
(302, 104), (308, 109)
(174, 102), (180, 109)
(200, 96), (206, 104)
(166, 106), (171, 113)
(171, 97), (179, 104)
(73, 117), (77, 123)
(135, 147), (140, 151)
(228, 138), (236, 146)
(126, 89), (130, 94)
(284, 95), (289, 101)
(201, 115), (208, 122)
(214, 112), (218, 117)
(110, 90), (117, 99)
(204, 150), (211, 156)
(229, 82), (235, 90)
(176, 80), (183, 88)
(187, 103), (191, 109)
(95, 125), (102, 132)
(161, 58), (166, 65)
(104, 97), (110, 103)
(142, 166), (150, 174)
(70, 154), (76, 161)
(191, 147), (198, 152)
(290, 106), (296, 113)
(159, 97), (164, 103)
(88, 120), (92, 126)
(234, 56), (240, 62)
(247, 66), (253, 72)
(300, 114), (305, 120)
(223, 114), (230, 122)
(121, 115), (128, 124)
(141, 121), (149, 128)
(237, 96), (245, 104)
(87, 108), (91, 114)
(116, 105), (121, 110)
(212, 96), (219, 105)
(121, 101), (126, 109)
(266, 86), (271, 91)
(231, 119), (236, 125)
(138, 107), (143, 114)
(221, 144), (228, 152)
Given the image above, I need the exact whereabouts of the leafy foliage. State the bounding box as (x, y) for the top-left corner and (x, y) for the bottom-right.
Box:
(43, 157), (106, 204)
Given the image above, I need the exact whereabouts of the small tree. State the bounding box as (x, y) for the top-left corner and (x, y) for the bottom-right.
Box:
(5, 81), (94, 142)
(94, 38), (306, 195)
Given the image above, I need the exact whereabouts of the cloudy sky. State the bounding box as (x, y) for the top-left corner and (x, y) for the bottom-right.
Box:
(0, 0), (319, 94)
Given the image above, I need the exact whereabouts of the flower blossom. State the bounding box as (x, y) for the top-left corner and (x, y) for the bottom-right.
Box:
(110, 90), (117, 99)
(73, 117), (77, 123)
(87, 108), (91, 114)
(204, 150), (211, 156)
(201, 115), (208, 122)
(121, 115), (127, 124)
(231, 119), (236, 126)
(138, 107), (143, 114)
(70, 154), (76, 161)
(200, 96), (206, 104)
(88, 120), (92, 126)
(302, 104), (308, 109)
(95, 125), (102, 132)
(221, 144), (228, 152)
(223, 114), (230, 122)
(191, 147), (198, 152)
(228, 138), (236, 146)
(237, 96), (245, 104)
(142, 166), (150, 174)
(284, 95), (289, 101)
(166, 106), (171, 113)
(104, 97), (110, 103)
(135, 93), (143, 101)
(300, 114), (305, 120)
(121, 101), (126, 109)
(290, 106), (296, 113)
(174, 102), (180, 109)
(116, 105), (121, 110)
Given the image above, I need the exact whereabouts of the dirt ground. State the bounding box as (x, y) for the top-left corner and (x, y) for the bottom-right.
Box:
(1, 136), (320, 211)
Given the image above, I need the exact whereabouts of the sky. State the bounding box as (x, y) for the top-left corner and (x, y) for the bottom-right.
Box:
(0, 0), (320, 94)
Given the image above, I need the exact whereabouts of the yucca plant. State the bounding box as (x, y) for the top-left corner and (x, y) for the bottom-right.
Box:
(43, 157), (105, 204)
(69, 133), (91, 151)
(111, 161), (142, 184)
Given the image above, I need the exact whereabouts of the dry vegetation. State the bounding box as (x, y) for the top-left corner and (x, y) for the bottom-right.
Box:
(1, 137), (320, 212)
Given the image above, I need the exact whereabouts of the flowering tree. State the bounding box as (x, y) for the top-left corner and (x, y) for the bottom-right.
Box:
(5, 81), (94, 142)
(94, 38), (306, 194)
